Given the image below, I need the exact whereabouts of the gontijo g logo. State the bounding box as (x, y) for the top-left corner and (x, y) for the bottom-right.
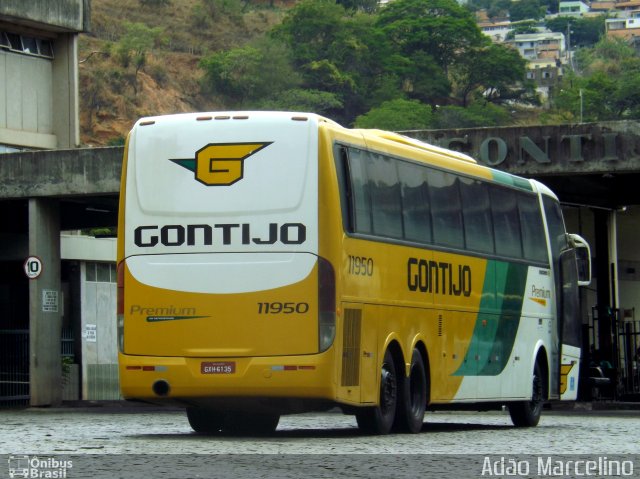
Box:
(170, 142), (272, 186)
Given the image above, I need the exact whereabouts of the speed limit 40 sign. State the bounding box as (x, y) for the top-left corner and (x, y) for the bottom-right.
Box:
(24, 256), (43, 279)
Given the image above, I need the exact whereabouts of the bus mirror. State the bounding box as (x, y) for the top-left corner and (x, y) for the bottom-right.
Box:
(568, 233), (591, 286)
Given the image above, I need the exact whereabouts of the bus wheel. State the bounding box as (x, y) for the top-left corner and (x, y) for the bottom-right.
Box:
(509, 360), (546, 427)
(355, 349), (397, 435)
(222, 412), (280, 436)
(186, 407), (224, 434)
(396, 348), (427, 433)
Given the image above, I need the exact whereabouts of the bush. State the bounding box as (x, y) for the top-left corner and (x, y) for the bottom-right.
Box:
(354, 99), (433, 130)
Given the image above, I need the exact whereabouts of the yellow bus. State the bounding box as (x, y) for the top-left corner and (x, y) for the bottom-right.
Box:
(117, 111), (591, 435)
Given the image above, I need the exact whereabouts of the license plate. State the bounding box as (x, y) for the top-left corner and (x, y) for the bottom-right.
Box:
(201, 361), (235, 374)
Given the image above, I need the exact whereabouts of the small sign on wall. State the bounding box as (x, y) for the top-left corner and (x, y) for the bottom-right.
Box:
(24, 256), (43, 279)
(83, 324), (97, 343)
(41, 289), (59, 313)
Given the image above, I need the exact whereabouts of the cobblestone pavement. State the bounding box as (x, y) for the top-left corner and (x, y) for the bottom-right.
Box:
(1, 406), (639, 478)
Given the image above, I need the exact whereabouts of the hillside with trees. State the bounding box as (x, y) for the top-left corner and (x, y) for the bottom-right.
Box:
(79, 0), (295, 145)
(79, 0), (640, 146)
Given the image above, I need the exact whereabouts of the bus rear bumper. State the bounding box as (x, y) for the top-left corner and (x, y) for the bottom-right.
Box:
(118, 351), (336, 409)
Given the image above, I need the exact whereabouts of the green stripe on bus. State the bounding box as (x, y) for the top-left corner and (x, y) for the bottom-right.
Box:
(492, 170), (533, 191)
(453, 261), (528, 377)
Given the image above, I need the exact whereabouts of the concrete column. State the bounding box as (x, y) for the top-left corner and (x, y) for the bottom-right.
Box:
(52, 33), (80, 148)
(609, 211), (619, 311)
(28, 198), (62, 406)
(593, 209), (614, 364)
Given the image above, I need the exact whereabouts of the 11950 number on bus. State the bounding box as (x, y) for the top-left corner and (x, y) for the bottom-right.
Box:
(348, 255), (374, 276)
(257, 302), (310, 314)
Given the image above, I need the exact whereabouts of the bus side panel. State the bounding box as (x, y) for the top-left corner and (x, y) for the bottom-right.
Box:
(335, 237), (489, 404)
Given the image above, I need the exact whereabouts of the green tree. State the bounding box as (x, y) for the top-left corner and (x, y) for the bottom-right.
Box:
(337, 0), (379, 13)
(202, 0), (243, 19)
(273, 1), (394, 123)
(578, 36), (637, 72)
(394, 50), (451, 104)
(509, 0), (545, 21)
(272, 1), (346, 67)
(199, 38), (300, 107)
(257, 89), (343, 117)
(114, 22), (164, 95)
(376, 0), (485, 73)
(551, 38), (640, 122)
(541, 0), (559, 14)
(354, 99), (434, 130)
(432, 102), (510, 128)
(505, 20), (540, 40)
(451, 42), (527, 106)
(545, 16), (606, 48)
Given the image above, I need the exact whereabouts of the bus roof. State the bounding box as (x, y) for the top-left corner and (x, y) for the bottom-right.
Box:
(357, 129), (478, 165)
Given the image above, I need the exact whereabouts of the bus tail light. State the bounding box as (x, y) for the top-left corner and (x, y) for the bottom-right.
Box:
(117, 261), (125, 353)
(318, 257), (336, 352)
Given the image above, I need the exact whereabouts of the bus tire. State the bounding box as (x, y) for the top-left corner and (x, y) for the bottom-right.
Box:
(509, 360), (546, 427)
(355, 349), (398, 435)
(186, 407), (224, 434)
(222, 412), (280, 435)
(395, 348), (427, 433)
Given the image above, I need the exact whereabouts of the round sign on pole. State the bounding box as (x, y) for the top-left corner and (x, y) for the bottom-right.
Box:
(24, 256), (43, 279)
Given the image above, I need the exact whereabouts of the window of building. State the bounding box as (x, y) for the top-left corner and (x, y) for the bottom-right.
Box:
(86, 262), (117, 283)
(0, 31), (54, 59)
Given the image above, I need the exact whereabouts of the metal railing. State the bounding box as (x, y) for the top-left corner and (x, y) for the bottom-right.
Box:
(617, 309), (640, 396)
(0, 329), (29, 406)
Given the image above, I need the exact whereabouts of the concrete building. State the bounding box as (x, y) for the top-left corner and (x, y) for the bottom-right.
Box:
(0, 0), (89, 153)
(606, 9), (640, 41)
(508, 32), (566, 61)
(558, 1), (591, 17)
(478, 20), (513, 42)
(0, 0), (103, 407)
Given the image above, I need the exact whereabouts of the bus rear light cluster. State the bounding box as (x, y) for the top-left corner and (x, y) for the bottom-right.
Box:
(318, 257), (336, 352)
(116, 262), (125, 353)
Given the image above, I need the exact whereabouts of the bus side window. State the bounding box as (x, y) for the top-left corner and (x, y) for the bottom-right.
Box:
(398, 161), (432, 244)
(428, 168), (464, 249)
(490, 185), (523, 259)
(518, 193), (548, 264)
(346, 148), (373, 234)
(542, 197), (569, 264)
(367, 152), (403, 239)
(459, 176), (494, 254)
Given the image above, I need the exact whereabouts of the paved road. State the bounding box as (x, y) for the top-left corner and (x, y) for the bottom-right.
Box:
(1, 406), (639, 478)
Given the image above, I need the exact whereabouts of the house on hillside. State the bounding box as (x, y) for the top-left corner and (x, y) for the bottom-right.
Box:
(478, 19), (513, 42)
(558, 0), (591, 16)
(508, 32), (566, 60)
(606, 9), (640, 52)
